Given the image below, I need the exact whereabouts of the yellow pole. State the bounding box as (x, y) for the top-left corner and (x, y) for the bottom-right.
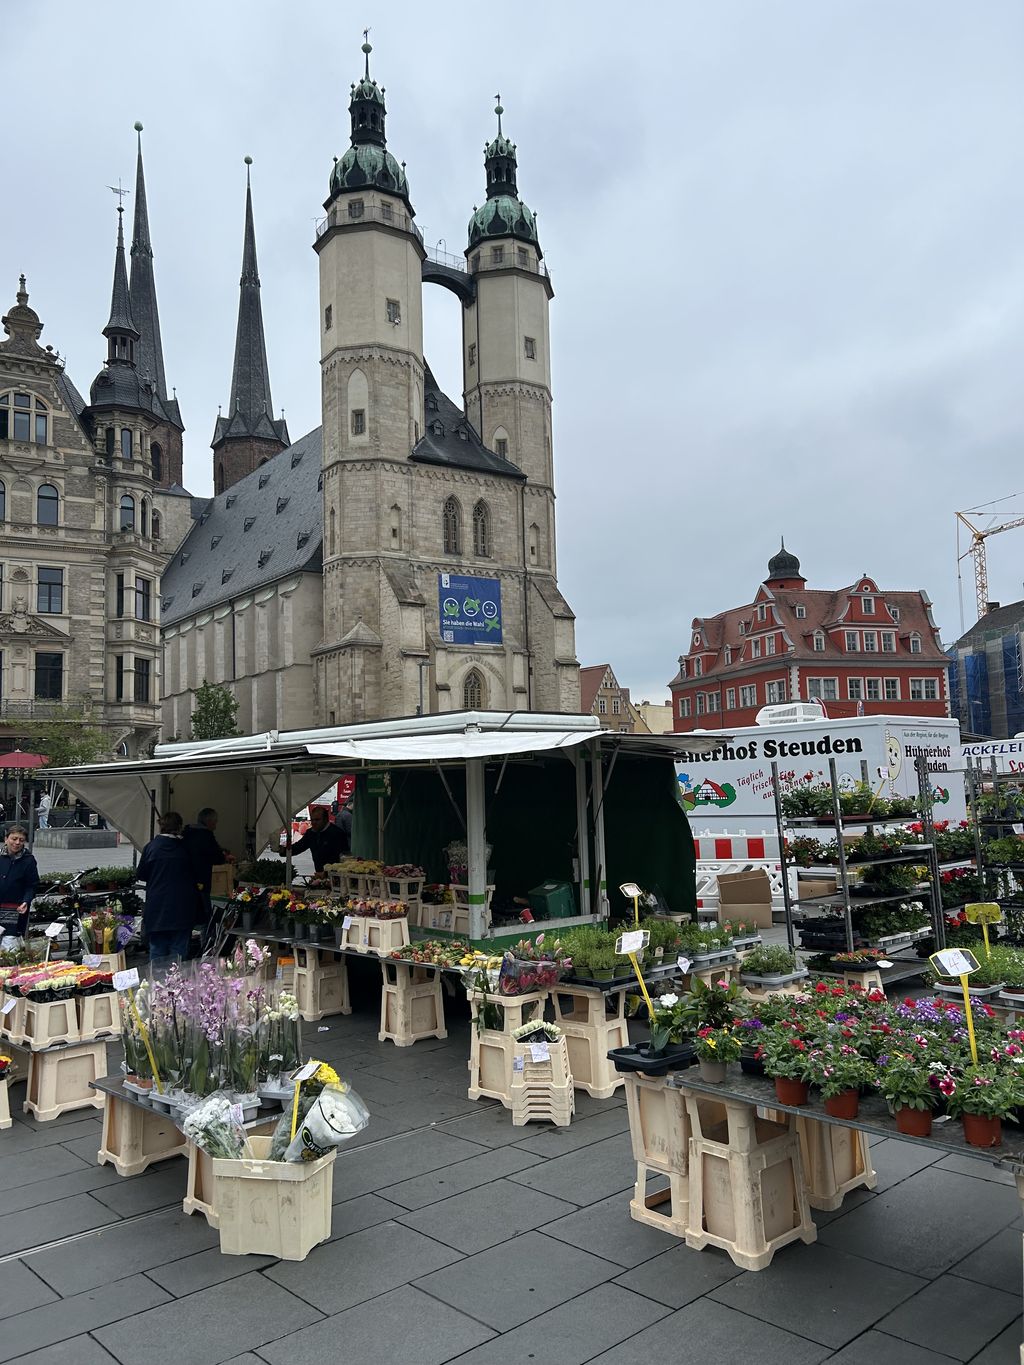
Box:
(865, 775), (888, 815)
(289, 1076), (304, 1140)
(629, 953), (657, 1021)
(981, 921), (991, 960)
(632, 894), (640, 928)
(960, 974), (980, 1066)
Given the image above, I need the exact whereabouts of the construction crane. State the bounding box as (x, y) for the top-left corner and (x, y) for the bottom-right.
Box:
(956, 498), (1024, 629)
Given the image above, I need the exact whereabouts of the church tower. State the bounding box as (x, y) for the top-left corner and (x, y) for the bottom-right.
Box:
(128, 123), (184, 487)
(211, 159), (289, 492)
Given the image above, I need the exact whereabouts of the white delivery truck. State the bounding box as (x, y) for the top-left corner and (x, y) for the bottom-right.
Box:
(676, 706), (966, 833)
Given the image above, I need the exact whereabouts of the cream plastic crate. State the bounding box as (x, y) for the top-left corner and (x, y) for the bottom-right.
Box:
(337, 916), (410, 956)
(510, 1038), (575, 1127)
(551, 986), (628, 1099)
(212, 1135), (336, 1260)
(184, 1116), (279, 1225)
(379, 961), (446, 1046)
(0, 994), (26, 1047)
(294, 954), (351, 1022)
(796, 1115), (877, 1212)
(78, 991), (121, 1043)
(467, 991), (547, 1106)
(85, 952), (126, 974)
(623, 1075), (691, 1236)
(98, 1088), (187, 1176)
(24, 1041), (107, 1122)
(22, 997), (81, 1049)
(0, 1076), (10, 1130)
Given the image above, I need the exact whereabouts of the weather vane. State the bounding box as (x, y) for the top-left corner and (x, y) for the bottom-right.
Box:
(107, 178), (130, 208)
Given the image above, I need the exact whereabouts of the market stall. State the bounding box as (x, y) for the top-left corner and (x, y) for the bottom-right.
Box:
(48, 711), (722, 940)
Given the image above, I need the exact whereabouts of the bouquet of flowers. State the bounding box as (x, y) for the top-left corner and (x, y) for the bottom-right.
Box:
(0, 1053), (12, 1079)
(181, 1093), (248, 1158)
(79, 907), (135, 954)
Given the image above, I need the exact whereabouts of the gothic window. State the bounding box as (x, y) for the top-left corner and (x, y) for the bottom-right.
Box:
(152, 511), (161, 541)
(528, 522), (539, 564)
(463, 669), (484, 710)
(0, 480), (4, 521)
(37, 484), (58, 526)
(151, 443), (162, 481)
(351, 409), (366, 435)
(386, 298), (401, 324)
(329, 506), (336, 556)
(120, 428), (133, 460)
(140, 499), (149, 537)
(491, 246), (504, 265)
(443, 496), (462, 555)
(389, 504), (402, 549)
(105, 427), (116, 456)
(495, 437), (508, 459)
(473, 500), (490, 557)
(119, 495), (135, 531)
(0, 391), (47, 443)
(523, 336), (536, 360)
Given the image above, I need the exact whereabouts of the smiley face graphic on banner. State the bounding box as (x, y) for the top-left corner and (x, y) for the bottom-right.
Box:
(438, 574), (502, 644)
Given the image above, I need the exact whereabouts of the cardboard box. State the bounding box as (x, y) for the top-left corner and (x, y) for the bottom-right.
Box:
(798, 877), (837, 901)
(716, 869), (773, 929)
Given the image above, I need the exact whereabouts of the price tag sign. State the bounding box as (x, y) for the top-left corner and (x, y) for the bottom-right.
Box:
(82, 954), (103, 967)
(44, 922), (63, 939)
(1, 997), (18, 1016)
(616, 929), (649, 956)
(112, 968), (140, 992)
(677, 954), (692, 974)
(877, 960), (894, 969)
(342, 915), (353, 930)
(965, 903), (1002, 926)
(229, 1103), (244, 1126)
(513, 1056), (525, 1071)
(529, 1042), (550, 1063)
(291, 1060), (319, 1082)
(929, 947), (980, 979)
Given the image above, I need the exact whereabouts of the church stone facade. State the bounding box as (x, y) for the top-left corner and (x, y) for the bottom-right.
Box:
(161, 49), (579, 733)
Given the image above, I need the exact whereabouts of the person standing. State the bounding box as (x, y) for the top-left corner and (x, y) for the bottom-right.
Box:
(184, 807), (233, 924)
(0, 825), (39, 940)
(337, 800), (354, 853)
(278, 805), (346, 873)
(137, 812), (202, 969)
(37, 792), (51, 830)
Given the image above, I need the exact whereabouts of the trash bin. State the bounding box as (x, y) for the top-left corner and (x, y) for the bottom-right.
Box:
(528, 881), (577, 920)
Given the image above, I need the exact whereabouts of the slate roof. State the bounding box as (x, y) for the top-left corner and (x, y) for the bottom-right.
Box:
(955, 599), (1024, 648)
(579, 665), (610, 713)
(129, 132), (181, 428)
(411, 365), (524, 480)
(160, 427), (322, 625)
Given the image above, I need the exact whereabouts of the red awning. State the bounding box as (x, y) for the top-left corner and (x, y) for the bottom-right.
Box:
(0, 750), (49, 770)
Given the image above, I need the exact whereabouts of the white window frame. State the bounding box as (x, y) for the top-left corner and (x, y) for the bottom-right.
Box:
(881, 632), (896, 653)
(910, 677), (938, 701)
(751, 638), (761, 658)
(795, 603), (806, 619)
(845, 631), (860, 652)
(865, 678), (882, 701)
(696, 693), (706, 715)
(757, 603), (767, 622)
(766, 679), (786, 704)
(766, 634), (776, 655)
(807, 677), (839, 701)
(909, 633), (922, 654)
(863, 631), (877, 652)
(726, 687), (736, 709)
(847, 677), (863, 700)
(724, 646), (732, 665)
(813, 632), (825, 652)
(679, 697), (691, 718)
(693, 657), (702, 677)
(884, 678), (900, 701)
(739, 684), (757, 707)
(862, 596), (875, 614)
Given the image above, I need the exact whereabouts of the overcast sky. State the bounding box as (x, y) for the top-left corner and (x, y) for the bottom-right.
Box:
(7, 1), (1023, 703)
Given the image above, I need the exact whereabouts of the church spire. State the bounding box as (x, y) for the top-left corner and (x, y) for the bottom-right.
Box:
(211, 157), (289, 492)
(103, 205), (139, 364)
(128, 123), (166, 397)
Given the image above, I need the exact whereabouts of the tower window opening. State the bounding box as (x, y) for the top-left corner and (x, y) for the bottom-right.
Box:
(386, 298), (401, 325)
(443, 496), (462, 555)
(351, 408), (366, 436)
(495, 437), (508, 459)
(348, 201), (364, 220)
(463, 668), (484, 710)
(523, 336), (536, 360)
(325, 304), (333, 329)
(491, 246), (504, 265)
(473, 500), (491, 557)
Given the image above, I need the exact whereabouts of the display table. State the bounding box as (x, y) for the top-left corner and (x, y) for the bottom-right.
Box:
(94, 1076), (188, 1176)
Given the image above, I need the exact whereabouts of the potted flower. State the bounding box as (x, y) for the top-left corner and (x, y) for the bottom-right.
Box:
(877, 1055), (942, 1136)
(808, 1043), (874, 1118)
(946, 1067), (1019, 1148)
(694, 1027), (741, 1083)
(608, 990), (696, 1076)
(760, 1028), (816, 1105)
(931, 950), (1005, 1002)
(739, 945), (808, 991)
(997, 946), (1024, 1006)
(722, 918), (761, 953)
(828, 947), (886, 973)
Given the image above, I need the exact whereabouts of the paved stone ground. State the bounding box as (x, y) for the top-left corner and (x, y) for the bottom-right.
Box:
(2, 950), (1023, 1365)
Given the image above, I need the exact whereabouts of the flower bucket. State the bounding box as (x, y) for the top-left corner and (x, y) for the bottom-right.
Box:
(895, 1105), (932, 1137)
(773, 1076), (810, 1106)
(962, 1114), (1002, 1148)
(824, 1090), (859, 1120)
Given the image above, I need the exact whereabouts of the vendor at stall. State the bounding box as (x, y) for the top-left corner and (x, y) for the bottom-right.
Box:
(0, 824), (39, 940)
(138, 811), (203, 968)
(184, 807), (233, 922)
(279, 804), (347, 872)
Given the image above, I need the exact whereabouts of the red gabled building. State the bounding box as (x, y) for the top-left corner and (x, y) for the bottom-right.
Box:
(669, 543), (950, 732)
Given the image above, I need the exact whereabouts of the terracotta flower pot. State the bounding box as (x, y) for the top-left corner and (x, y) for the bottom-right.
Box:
(774, 1076), (809, 1106)
(824, 1089), (860, 1119)
(962, 1113), (1002, 1148)
(895, 1105), (932, 1137)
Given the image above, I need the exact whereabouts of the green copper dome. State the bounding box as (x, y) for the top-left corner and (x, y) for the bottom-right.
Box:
(331, 143), (409, 199)
(351, 75), (385, 106)
(484, 132), (515, 160)
(468, 194), (538, 249)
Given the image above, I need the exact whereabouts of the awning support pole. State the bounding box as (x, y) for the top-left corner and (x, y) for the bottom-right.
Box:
(285, 767), (293, 890)
(434, 763), (467, 832)
(590, 741), (609, 919)
(466, 757), (488, 940)
(574, 748), (592, 915)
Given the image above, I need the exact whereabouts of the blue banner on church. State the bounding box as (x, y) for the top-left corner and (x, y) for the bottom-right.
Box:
(438, 573), (502, 645)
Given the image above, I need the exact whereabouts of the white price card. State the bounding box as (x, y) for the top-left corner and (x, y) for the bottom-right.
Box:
(513, 1056), (525, 1072)
(342, 915), (354, 930)
(44, 922), (63, 939)
(229, 1103), (244, 1126)
(1, 997), (18, 1016)
(677, 955), (693, 974)
(877, 960), (894, 969)
(529, 1042), (550, 1063)
(292, 1060), (319, 1082)
(616, 929), (647, 956)
(930, 947), (979, 979)
(112, 968), (140, 991)
(82, 954), (103, 967)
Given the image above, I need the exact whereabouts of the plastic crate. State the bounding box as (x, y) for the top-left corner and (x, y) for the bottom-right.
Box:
(212, 1135), (336, 1260)
(528, 880), (577, 920)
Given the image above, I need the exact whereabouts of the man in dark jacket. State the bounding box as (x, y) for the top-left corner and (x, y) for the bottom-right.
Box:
(184, 808), (231, 917)
(137, 811), (201, 968)
(279, 805), (347, 873)
(0, 825), (39, 939)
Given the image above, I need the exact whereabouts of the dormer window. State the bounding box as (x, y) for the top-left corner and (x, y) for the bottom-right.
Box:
(813, 631), (825, 652)
(259, 473), (271, 489)
(862, 595), (875, 614)
(291, 452), (303, 469)
(693, 658), (702, 677)
(795, 604), (806, 619)
(243, 517), (255, 532)
(426, 394), (438, 411)
(757, 604), (767, 622)
(221, 569), (233, 584)
(909, 632), (922, 654)
(431, 420), (445, 437)
(276, 498), (289, 514)
(724, 646), (732, 665)
(889, 604), (900, 623)
(258, 549), (274, 568)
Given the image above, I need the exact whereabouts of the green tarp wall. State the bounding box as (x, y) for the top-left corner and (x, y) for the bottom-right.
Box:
(351, 752), (696, 920)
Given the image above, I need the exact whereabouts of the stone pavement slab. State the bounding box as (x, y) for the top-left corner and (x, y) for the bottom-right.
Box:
(330, 1127), (489, 1202)
(29, 1206), (219, 1296)
(0, 1261), (58, 1319)
(949, 1226), (1023, 1297)
(0, 1192), (120, 1258)
(933, 1152), (1016, 1186)
(444, 1282), (671, 1365)
(259, 1284), (494, 1365)
(970, 1320), (1024, 1363)
(825, 1331), (959, 1363)
(87, 1161), (189, 1217)
(380, 1143), (543, 1210)
(0, 1273), (170, 1363)
(93, 1272), (321, 1365)
(818, 1166), (1019, 1278)
(146, 1247), (277, 1298)
(413, 1228), (619, 1331)
(0, 1160), (129, 1215)
(509, 1104), (629, 1157)
(708, 1241), (927, 1348)
(874, 1272), (1021, 1361)
(507, 1131), (634, 1203)
(541, 1188), (680, 1268)
(585, 1294), (831, 1364)
(397, 1178), (577, 1253)
(265, 1220), (463, 1314)
(15, 1336), (120, 1365)
(612, 1241), (742, 1308)
(867, 1136), (943, 1191)
(326, 1190), (408, 1235)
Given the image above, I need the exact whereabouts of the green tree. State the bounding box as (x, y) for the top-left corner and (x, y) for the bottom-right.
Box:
(189, 680), (241, 741)
(24, 702), (108, 770)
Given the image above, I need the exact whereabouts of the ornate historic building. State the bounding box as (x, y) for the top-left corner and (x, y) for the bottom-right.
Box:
(0, 129), (197, 757)
(161, 48), (579, 732)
